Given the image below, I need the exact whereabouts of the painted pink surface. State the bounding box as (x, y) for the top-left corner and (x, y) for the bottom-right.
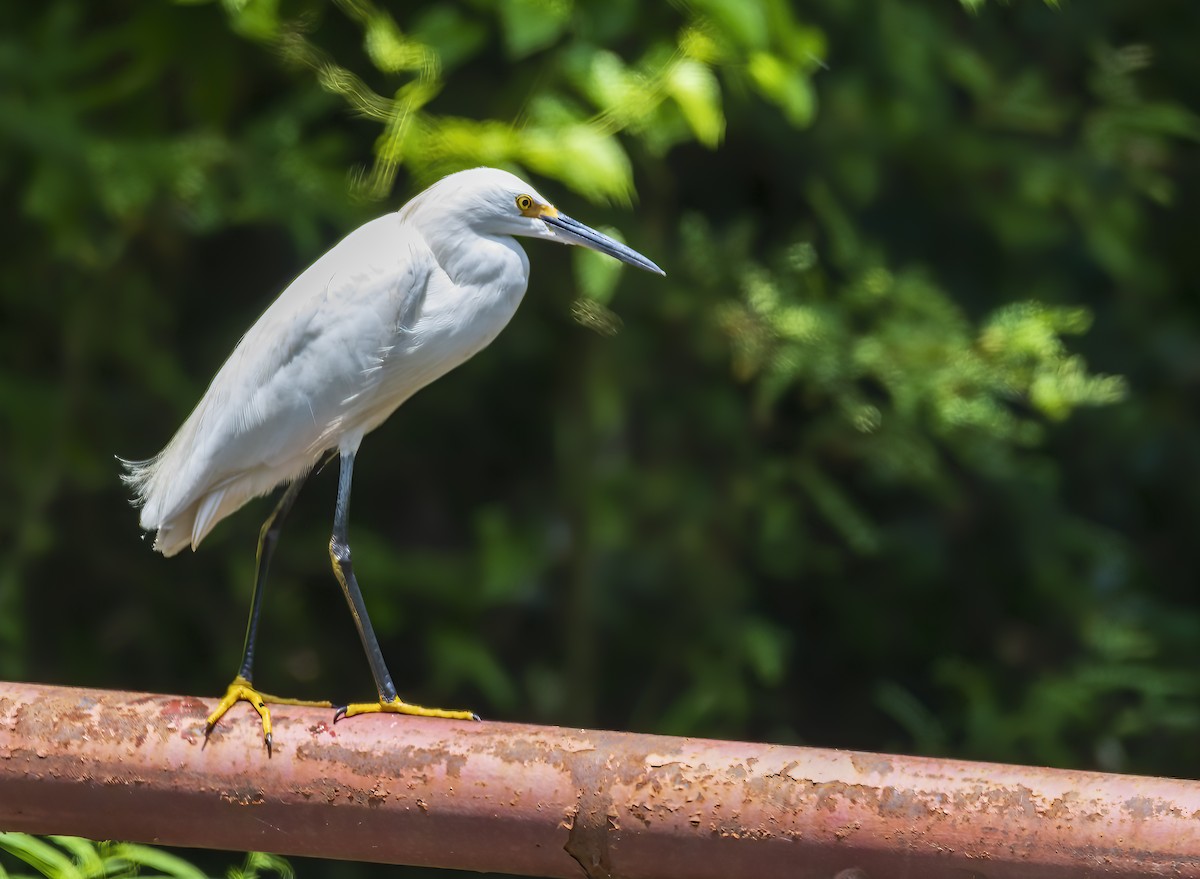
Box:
(2, 682), (1199, 878)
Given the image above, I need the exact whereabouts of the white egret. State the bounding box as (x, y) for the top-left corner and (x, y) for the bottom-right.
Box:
(121, 167), (664, 750)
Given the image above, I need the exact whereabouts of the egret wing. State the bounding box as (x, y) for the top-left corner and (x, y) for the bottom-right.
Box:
(122, 214), (433, 555)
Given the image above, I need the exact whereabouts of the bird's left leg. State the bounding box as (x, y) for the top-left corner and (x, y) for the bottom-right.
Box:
(206, 460), (332, 752)
(327, 449), (477, 723)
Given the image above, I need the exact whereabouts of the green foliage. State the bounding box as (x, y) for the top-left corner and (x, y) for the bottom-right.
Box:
(3, 0), (1200, 876)
(0, 835), (290, 879)
(204, 0), (823, 202)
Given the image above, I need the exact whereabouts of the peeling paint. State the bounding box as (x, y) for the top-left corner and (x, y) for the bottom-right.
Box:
(2, 683), (1200, 879)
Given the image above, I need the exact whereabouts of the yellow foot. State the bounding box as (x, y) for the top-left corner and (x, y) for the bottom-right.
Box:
(205, 675), (333, 753)
(333, 695), (479, 723)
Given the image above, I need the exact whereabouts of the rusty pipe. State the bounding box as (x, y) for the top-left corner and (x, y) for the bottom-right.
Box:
(1, 681), (1199, 878)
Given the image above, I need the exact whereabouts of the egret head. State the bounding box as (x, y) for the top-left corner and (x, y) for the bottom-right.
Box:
(416, 168), (665, 276)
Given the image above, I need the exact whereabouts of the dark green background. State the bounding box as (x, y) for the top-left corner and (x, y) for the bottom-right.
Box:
(3, 0), (1199, 876)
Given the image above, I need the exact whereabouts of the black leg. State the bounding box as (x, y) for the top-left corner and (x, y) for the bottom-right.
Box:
(328, 449), (400, 703)
(236, 473), (309, 682)
(205, 453), (335, 752)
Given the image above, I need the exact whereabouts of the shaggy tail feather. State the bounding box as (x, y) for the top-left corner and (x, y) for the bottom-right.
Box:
(117, 452), (194, 557)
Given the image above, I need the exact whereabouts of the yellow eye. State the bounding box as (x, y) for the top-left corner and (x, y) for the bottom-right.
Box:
(516, 194), (534, 213)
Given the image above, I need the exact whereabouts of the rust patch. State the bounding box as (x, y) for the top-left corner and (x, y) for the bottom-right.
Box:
(295, 739), (464, 783)
(833, 821), (862, 841)
(563, 748), (614, 879)
(307, 721), (336, 739)
(1043, 790), (1081, 820)
(850, 751), (895, 776)
(158, 696), (207, 717)
(1125, 795), (1183, 821)
(626, 800), (653, 827)
(878, 785), (938, 821)
(561, 804), (577, 830)
(298, 774), (374, 807)
(220, 788), (266, 806)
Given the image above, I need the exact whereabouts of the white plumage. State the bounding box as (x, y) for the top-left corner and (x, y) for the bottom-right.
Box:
(119, 166), (662, 742)
(122, 167), (661, 555)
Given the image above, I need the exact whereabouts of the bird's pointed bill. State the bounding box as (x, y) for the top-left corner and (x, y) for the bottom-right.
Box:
(542, 213), (665, 276)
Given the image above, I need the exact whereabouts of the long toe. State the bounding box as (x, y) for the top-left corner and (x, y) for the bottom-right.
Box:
(205, 676), (273, 748)
(334, 696), (478, 722)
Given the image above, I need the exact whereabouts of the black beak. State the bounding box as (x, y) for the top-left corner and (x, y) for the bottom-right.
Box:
(542, 213), (665, 276)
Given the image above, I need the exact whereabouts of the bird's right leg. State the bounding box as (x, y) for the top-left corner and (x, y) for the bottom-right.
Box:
(205, 461), (331, 753)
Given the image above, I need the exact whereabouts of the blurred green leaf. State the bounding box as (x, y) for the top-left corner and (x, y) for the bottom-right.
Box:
(105, 845), (208, 879)
(665, 59), (725, 147)
(0, 835), (83, 879)
(498, 0), (573, 59)
(746, 52), (816, 126)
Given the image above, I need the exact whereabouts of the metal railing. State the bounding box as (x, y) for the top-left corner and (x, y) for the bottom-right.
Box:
(2, 681), (1198, 878)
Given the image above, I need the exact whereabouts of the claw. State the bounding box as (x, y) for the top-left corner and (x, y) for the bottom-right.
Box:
(206, 676), (271, 748)
(205, 675), (332, 752)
